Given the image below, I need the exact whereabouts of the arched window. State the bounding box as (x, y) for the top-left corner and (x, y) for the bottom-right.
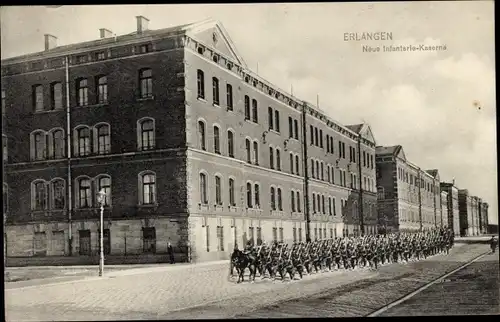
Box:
(244, 96), (250, 120)
(312, 193), (316, 213)
(246, 182), (252, 208)
(311, 159), (315, 178)
(197, 69), (205, 99)
(212, 77), (219, 105)
(198, 121), (206, 151)
(137, 118), (155, 151)
(228, 178), (235, 206)
(251, 99), (258, 123)
(139, 69), (153, 98)
(253, 141), (259, 165)
(274, 110), (280, 132)
(276, 149), (281, 171)
(31, 130), (46, 160)
(97, 75), (108, 103)
(294, 119), (299, 139)
(75, 126), (91, 157)
(277, 188), (282, 211)
(289, 153), (294, 174)
(245, 139), (251, 163)
(200, 172), (207, 204)
(95, 123), (111, 155)
(226, 84), (233, 110)
(254, 183), (260, 207)
(296, 191), (301, 213)
(270, 187), (276, 210)
(316, 160), (319, 178)
(31, 180), (47, 211)
(76, 78), (89, 106)
(51, 179), (65, 210)
(227, 130), (234, 157)
(291, 190), (296, 212)
(268, 107), (274, 130)
(295, 155), (300, 175)
(96, 175), (111, 206)
(48, 129), (65, 159)
(269, 147), (274, 169)
(213, 125), (220, 154)
(215, 175), (222, 205)
(76, 177), (92, 208)
(320, 162), (324, 180)
(322, 195), (325, 214)
(139, 172), (156, 205)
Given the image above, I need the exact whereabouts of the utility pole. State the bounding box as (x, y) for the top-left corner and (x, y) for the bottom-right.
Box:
(301, 102), (311, 242)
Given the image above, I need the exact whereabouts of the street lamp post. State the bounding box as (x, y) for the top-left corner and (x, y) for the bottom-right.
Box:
(97, 189), (106, 277)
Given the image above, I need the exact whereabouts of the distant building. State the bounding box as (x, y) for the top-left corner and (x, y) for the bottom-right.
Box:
(479, 202), (489, 234)
(440, 190), (448, 228)
(440, 182), (460, 236)
(375, 145), (442, 233)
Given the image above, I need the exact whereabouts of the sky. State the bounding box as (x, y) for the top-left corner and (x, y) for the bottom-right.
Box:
(1, 3), (497, 225)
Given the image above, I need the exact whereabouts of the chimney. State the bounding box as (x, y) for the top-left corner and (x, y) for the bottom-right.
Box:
(99, 28), (113, 39)
(44, 34), (57, 51)
(136, 16), (150, 34)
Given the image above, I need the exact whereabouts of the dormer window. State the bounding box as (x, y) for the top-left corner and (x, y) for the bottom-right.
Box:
(226, 62), (233, 70)
(140, 44), (152, 53)
(212, 54), (219, 63)
(197, 46), (205, 55)
(76, 55), (87, 64)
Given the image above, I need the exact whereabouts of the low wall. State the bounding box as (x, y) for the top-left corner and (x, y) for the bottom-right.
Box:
(6, 252), (188, 267)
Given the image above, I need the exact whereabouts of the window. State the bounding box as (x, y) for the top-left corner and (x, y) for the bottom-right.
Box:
(143, 227), (156, 254)
(32, 180), (47, 210)
(76, 55), (87, 63)
(252, 99), (258, 123)
(330, 137), (334, 154)
(272, 227), (278, 243)
(215, 175), (222, 205)
(343, 171), (346, 187)
(97, 176), (111, 206)
(76, 127), (91, 157)
(319, 228), (322, 240)
(257, 227), (262, 245)
(270, 187), (276, 210)
(33, 85), (44, 111)
(253, 141), (259, 164)
(311, 159), (315, 178)
(363, 151), (366, 167)
(276, 149), (281, 171)
(77, 177), (92, 208)
(226, 84), (233, 110)
(314, 228), (318, 240)
(310, 125), (314, 145)
(326, 135), (330, 153)
(138, 69), (153, 99)
(197, 69), (205, 99)
(48, 129), (65, 159)
(320, 162), (324, 180)
(140, 44), (152, 53)
(95, 52), (105, 60)
(96, 124), (111, 155)
(50, 82), (63, 110)
(244, 96), (250, 120)
(198, 121), (206, 151)
(141, 172), (156, 205)
(297, 191), (301, 212)
(229, 178), (235, 206)
(200, 173), (208, 204)
(206, 225), (210, 252)
(293, 227), (297, 242)
(277, 188), (282, 211)
(377, 186), (385, 200)
(279, 227), (284, 242)
(294, 120), (299, 140)
(133, 118), (155, 151)
(212, 77), (220, 105)
(268, 107), (274, 130)
(289, 153), (294, 174)
(246, 182), (252, 208)
(291, 190), (296, 212)
(329, 197), (332, 215)
(32, 131), (46, 160)
(248, 226), (254, 244)
(295, 155), (300, 175)
(288, 117), (293, 138)
(298, 227), (303, 242)
(254, 184), (260, 207)
(217, 226), (224, 251)
(269, 147), (274, 169)
(316, 160), (319, 178)
(227, 130), (234, 157)
(320, 130), (323, 148)
(315, 127), (319, 146)
(246, 139), (251, 163)
(97, 76), (108, 104)
(213, 126), (220, 154)
(327, 166), (331, 183)
(76, 79), (88, 106)
(274, 110), (280, 132)
(322, 195), (325, 214)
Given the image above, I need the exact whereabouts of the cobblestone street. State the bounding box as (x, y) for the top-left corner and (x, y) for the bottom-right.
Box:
(5, 243), (491, 320)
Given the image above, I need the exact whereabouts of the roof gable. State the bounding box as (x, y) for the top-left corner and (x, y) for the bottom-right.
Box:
(185, 19), (247, 68)
(359, 123), (376, 145)
(395, 145), (406, 161)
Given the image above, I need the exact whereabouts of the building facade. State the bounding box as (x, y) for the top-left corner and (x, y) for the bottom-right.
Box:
(479, 202), (489, 234)
(440, 182), (460, 236)
(2, 17), (377, 263)
(458, 189), (474, 236)
(440, 190), (448, 229)
(375, 145), (442, 233)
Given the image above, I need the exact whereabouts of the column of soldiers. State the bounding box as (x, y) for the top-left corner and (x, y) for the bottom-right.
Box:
(230, 227), (454, 283)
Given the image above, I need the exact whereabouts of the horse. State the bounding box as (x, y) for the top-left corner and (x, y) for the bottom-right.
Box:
(231, 250), (257, 283)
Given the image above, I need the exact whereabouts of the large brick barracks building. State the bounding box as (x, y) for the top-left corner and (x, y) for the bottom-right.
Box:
(1, 17), (489, 264)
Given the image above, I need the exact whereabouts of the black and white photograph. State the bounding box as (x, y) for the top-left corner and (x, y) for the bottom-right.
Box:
(1, 2), (497, 320)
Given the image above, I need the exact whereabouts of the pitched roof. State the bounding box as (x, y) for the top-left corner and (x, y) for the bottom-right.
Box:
(1, 21), (197, 63)
(425, 169), (439, 177)
(375, 145), (399, 155)
(345, 124), (364, 133)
